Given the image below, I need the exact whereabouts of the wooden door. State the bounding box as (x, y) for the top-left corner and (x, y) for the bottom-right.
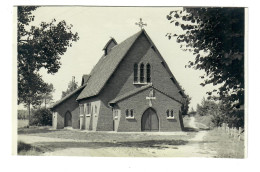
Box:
(141, 108), (159, 131)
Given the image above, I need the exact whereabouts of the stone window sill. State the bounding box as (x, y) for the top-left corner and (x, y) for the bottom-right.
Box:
(85, 114), (91, 117)
(167, 117), (175, 119)
(133, 82), (151, 85)
(126, 116), (135, 119)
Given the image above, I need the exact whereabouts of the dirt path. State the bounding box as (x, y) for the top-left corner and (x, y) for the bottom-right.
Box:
(18, 117), (217, 157)
(189, 116), (198, 129)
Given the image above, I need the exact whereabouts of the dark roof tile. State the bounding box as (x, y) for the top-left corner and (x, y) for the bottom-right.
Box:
(77, 30), (142, 100)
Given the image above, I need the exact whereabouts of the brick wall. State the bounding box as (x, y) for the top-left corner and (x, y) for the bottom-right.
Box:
(78, 97), (101, 131)
(116, 88), (183, 132)
(52, 92), (80, 129)
(96, 32), (183, 131)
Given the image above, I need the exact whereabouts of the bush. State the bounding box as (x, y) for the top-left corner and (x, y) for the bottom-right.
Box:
(29, 108), (52, 126)
(211, 109), (244, 128)
(17, 110), (28, 120)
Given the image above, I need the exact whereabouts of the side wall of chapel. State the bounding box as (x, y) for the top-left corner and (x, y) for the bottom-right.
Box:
(52, 92), (80, 129)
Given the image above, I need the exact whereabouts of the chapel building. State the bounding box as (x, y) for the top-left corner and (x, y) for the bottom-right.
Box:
(51, 29), (185, 132)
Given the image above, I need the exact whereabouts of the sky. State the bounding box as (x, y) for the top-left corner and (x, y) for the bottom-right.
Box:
(18, 6), (218, 110)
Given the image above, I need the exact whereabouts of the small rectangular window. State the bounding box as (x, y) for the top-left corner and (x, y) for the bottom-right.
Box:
(85, 103), (91, 114)
(80, 104), (84, 115)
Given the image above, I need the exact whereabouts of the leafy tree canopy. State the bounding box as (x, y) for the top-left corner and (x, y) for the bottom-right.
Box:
(18, 6), (79, 108)
(166, 8), (244, 109)
(61, 77), (79, 98)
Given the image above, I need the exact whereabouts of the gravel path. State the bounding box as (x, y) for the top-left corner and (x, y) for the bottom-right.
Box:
(18, 117), (217, 157)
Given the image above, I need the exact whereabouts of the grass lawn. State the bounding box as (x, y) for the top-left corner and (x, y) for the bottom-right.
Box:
(18, 126), (196, 143)
(18, 120), (29, 128)
(17, 126), (198, 155)
(202, 129), (245, 158)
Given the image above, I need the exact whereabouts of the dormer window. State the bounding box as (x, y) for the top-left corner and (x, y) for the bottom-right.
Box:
(103, 38), (117, 55)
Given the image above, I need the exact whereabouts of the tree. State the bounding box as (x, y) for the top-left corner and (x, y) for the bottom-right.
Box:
(190, 107), (195, 113)
(166, 8), (244, 109)
(40, 83), (55, 108)
(18, 6), (79, 125)
(181, 94), (191, 116)
(177, 82), (191, 116)
(61, 77), (78, 98)
(30, 108), (52, 126)
(196, 97), (218, 116)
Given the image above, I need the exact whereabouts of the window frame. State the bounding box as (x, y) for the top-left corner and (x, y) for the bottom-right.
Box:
(146, 63), (151, 83)
(126, 109), (134, 119)
(167, 109), (175, 119)
(140, 63), (144, 83)
(134, 63), (138, 83)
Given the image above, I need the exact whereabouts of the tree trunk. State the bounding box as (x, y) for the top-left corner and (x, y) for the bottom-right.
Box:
(27, 102), (30, 127)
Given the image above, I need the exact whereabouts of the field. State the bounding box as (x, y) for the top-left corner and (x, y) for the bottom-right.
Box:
(202, 129), (245, 158)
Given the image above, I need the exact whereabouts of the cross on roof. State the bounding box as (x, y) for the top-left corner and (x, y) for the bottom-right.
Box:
(135, 18), (147, 30)
(146, 89), (156, 107)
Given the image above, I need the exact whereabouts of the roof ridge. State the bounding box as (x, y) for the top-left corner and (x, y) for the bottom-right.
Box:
(142, 30), (186, 98)
(50, 83), (87, 109)
(109, 84), (182, 105)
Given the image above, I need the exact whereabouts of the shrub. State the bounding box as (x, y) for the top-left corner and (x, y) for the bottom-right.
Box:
(29, 108), (52, 126)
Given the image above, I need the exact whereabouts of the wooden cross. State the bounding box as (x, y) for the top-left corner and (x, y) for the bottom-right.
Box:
(135, 18), (147, 30)
(146, 89), (156, 107)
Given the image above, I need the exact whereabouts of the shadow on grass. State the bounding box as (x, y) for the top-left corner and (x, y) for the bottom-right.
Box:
(18, 127), (55, 135)
(183, 127), (198, 132)
(34, 139), (189, 152)
(199, 128), (210, 131)
(17, 141), (44, 155)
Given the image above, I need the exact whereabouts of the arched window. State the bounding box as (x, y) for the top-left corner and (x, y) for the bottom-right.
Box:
(130, 109), (134, 117)
(134, 63), (138, 82)
(171, 110), (174, 117)
(126, 109), (129, 117)
(166, 110), (169, 117)
(140, 63), (144, 83)
(146, 63), (151, 83)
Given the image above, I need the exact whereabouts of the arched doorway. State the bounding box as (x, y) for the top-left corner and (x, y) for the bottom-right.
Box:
(141, 108), (159, 131)
(64, 111), (72, 127)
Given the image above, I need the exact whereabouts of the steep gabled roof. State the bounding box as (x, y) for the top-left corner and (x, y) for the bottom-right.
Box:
(77, 30), (142, 100)
(109, 84), (183, 106)
(77, 29), (185, 101)
(109, 84), (152, 105)
(141, 31), (186, 98)
(50, 84), (87, 109)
